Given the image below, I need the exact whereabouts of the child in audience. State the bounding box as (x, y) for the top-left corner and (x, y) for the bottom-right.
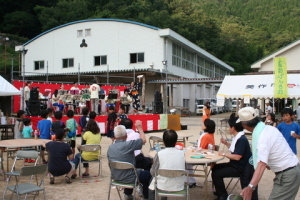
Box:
(66, 110), (77, 155)
(117, 106), (128, 124)
(52, 111), (66, 138)
(277, 108), (300, 154)
(22, 118), (33, 138)
(89, 111), (97, 120)
(22, 118), (35, 163)
(37, 110), (52, 164)
(79, 107), (90, 145)
(14, 110), (26, 139)
(106, 106), (117, 140)
(47, 108), (54, 122)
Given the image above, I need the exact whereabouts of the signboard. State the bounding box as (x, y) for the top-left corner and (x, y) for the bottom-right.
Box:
(216, 94), (225, 106)
(274, 57), (288, 98)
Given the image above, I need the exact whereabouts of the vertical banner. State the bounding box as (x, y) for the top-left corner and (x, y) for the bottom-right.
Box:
(216, 94), (225, 106)
(274, 57), (288, 98)
(243, 95), (250, 104)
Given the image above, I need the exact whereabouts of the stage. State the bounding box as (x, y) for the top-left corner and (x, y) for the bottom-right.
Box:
(28, 114), (174, 134)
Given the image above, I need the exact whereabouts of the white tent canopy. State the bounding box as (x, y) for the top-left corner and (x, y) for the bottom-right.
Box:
(0, 75), (21, 96)
(217, 74), (300, 99)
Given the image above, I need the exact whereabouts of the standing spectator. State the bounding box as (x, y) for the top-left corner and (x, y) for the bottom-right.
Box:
(277, 108), (300, 154)
(296, 103), (300, 125)
(22, 118), (34, 138)
(47, 108), (54, 123)
(148, 129), (186, 200)
(254, 105), (262, 119)
(202, 102), (211, 122)
(37, 110), (52, 164)
(117, 106), (128, 124)
(238, 107), (300, 200)
(51, 111), (66, 136)
(89, 79), (100, 114)
(45, 129), (75, 184)
(265, 102), (273, 114)
(79, 107), (90, 144)
(14, 110), (26, 139)
(106, 106), (117, 140)
(107, 124), (151, 200)
(66, 110), (77, 155)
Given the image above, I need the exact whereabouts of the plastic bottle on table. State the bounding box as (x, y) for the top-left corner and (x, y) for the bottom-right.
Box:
(34, 130), (38, 140)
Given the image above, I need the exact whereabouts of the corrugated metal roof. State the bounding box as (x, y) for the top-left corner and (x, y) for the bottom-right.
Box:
(24, 19), (160, 46)
(148, 77), (224, 84)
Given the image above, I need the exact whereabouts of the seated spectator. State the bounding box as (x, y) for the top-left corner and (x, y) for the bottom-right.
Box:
(72, 119), (102, 177)
(120, 118), (152, 170)
(198, 119), (216, 149)
(148, 129), (186, 200)
(211, 116), (253, 200)
(107, 124), (151, 200)
(44, 129), (75, 184)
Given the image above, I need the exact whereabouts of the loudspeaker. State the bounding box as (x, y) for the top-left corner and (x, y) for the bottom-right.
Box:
(153, 102), (163, 114)
(29, 101), (40, 116)
(30, 90), (39, 101)
(154, 90), (162, 102)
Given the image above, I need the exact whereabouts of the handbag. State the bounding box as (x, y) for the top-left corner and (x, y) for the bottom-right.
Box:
(67, 119), (77, 138)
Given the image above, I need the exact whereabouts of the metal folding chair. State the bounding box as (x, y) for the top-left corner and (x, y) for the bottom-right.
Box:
(4, 164), (48, 200)
(155, 169), (189, 200)
(3, 150), (39, 199)
(79, 144), (102, 182)
(108, 161), (143, 200)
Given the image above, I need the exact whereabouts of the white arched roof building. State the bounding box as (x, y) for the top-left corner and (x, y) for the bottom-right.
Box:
(17, 19), (234, 112)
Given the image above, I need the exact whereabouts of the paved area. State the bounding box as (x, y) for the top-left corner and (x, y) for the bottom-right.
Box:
(1, 113), (300, 199)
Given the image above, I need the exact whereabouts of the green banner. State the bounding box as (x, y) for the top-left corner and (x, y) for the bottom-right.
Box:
(274, 57), (288, 98)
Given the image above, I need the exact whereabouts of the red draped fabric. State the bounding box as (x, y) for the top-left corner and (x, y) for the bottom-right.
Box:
(28, 114), (160, 133)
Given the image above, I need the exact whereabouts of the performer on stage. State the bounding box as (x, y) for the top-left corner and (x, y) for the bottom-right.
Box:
(52, 89), (65, 112)
(24, 81), (31, 115)
(128, 78), (142, 111)
(89, 79), (100, 115)
(104, 90), (117, 113)
(68, 82), (80, 112)
(69, 82), (80, 94)
(120, 90), (132, 114)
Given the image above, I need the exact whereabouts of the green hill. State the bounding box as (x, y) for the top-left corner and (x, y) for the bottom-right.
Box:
(0, 0), (299, 75)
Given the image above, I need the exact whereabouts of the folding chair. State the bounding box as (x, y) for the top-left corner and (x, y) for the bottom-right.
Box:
(108, 161), (143, 200)
(3, 150), (40, 199)
(149, 136), (164, 151)
(79, 144), (102, 182)
(225, 177), (240, 194)
(4, 164), (47, 200)
(155, 169), (189, 200)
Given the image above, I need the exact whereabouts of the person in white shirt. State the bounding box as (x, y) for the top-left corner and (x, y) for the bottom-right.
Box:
(148, 129), (186, 200)
(24, 81), (31, 115)
(120, 118), (152, 170)
(254, 105), (262, 119)
(89, 79), (100, 114)
(238, 107), (300, 200)
(265, 103), (273, 114)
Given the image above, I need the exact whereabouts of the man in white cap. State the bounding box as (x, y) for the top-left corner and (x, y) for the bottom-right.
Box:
(238, 107), (300, 200)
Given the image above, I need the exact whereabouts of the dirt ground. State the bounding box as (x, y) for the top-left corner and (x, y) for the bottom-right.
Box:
(1, 113), (300, 200)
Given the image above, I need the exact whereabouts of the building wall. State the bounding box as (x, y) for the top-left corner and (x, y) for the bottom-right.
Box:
(25, 21), (166, 74)
(259, 44), (300, 72)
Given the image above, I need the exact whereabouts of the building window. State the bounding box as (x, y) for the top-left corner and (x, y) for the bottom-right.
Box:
(183, 99), (189, 108)
(85, 29), (91, 36)
(77, 30), (83, 37)
(130, 53), (144, 63)
(62, 58), (74, 68)
(94, 55), (107, 66)
(34, 61), (44, 70)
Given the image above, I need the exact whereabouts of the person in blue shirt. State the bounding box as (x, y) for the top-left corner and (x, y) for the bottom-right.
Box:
(37, 110), (52, 163)
(277, 108), (300, 154)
